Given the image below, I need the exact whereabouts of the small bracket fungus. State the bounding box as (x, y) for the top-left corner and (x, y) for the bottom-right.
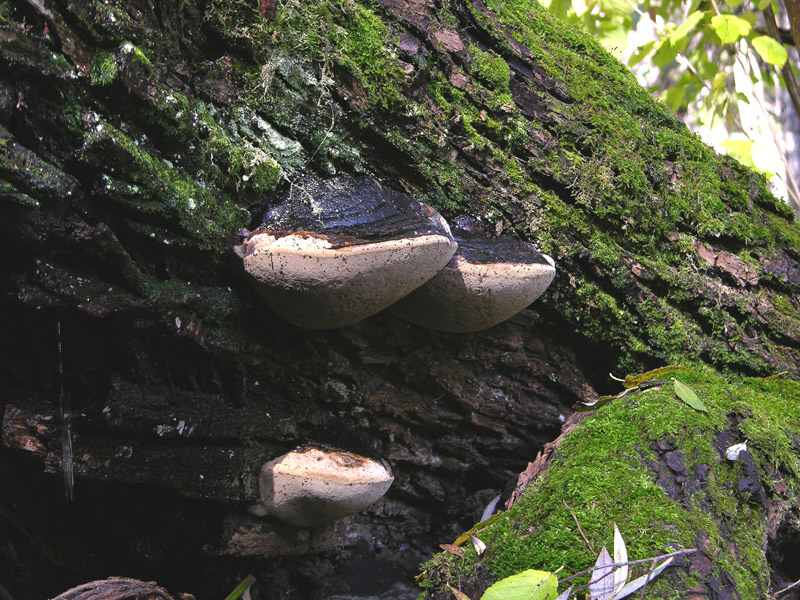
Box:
(234, 176), (457, 329)
(250, 445), (394, 527)
(390, 216), (556, 332)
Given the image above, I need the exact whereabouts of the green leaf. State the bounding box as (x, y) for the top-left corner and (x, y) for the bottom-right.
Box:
(740, 11), (757, 26)
(721, 138), (754, 156)
(751, 35), (788, 66)
(600, 0), (631, 17)
(664, 84), (687, 111)
(673, 379), (708, 412)
(710, 14), (751, 44)
(711, 71), (727, 92)
(722, 0), (745, 9)
(669, 10), (705, 46)
(481, 570), (559, 600)
(224, 575), (256, 600)
(724, 97), (737, 133)
(549, 0), (571, 22)
(652, 39), (680, 67)
(628, 40), (655, 66)
(720, 138), (756, 168)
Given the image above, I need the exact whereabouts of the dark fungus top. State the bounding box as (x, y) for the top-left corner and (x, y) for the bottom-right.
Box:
(253, 176), (453, 248)
(449, 215), (551, 265)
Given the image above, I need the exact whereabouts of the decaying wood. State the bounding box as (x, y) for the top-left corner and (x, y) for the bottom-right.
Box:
(505, 411), (591, 509)
(51, 578), (191, 600)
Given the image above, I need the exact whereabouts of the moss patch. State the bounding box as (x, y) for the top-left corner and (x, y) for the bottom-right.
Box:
(418, 368), (800, 598)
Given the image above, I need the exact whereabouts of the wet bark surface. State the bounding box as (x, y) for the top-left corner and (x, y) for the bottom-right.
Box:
(1, 0), (800, 599)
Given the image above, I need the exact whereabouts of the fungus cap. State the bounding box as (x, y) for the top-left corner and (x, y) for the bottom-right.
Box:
(234, 176), (457, 329)
(253, 446), (394, 527)
(390, 216), (556, 332)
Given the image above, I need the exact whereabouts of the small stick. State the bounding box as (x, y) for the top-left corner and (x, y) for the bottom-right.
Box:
(639, 558), (656, 600)
(57, 312), (74, 502)
(773, 577), (800, 598)
(560, 548), (697, 585)
(563, 500), (595, 556)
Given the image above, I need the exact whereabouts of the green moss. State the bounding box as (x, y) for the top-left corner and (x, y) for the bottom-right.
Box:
(210, 0), (407, 112)
(168, 0), (800, 379)
(0, 1), (15, 23)
(0, 126), (79, 204)
(90, 50), (119, 86)
(80, 117), (245, 250)
(468, 45), (512, 90)
(419, 370), (800, 598)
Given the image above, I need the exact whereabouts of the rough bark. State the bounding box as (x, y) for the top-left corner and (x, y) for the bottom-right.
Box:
(1, 0), (799, 599)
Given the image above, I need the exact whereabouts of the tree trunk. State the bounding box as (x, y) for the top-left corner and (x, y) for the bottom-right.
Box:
(1, 0), (799, 599)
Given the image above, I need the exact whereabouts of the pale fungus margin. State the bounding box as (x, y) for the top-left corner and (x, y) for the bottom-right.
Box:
(391, 216), (556, 332)
(249, 445), (394, 527)
(234, 176), (457, 329)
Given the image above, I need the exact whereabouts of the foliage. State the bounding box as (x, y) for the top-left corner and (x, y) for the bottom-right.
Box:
(541, 0), (800, 213)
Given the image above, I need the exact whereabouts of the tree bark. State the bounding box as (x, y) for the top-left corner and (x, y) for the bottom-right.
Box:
(1, 0), (799, 599)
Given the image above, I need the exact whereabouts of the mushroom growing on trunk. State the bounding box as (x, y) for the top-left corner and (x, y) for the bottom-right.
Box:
(234, 176), (457, 329)
(390, 216), (556, 332)
(249, 445), (394, 527)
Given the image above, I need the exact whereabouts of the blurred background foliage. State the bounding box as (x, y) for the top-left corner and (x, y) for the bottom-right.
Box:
(542, 0), (800, 218)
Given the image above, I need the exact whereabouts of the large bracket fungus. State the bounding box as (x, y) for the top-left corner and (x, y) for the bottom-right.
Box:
(390, 216), (556, 332)
(249, 445), (394, 528)
(234, 176), (457, 329)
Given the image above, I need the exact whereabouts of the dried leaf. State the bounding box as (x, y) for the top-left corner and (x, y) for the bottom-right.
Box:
(453, 514), (501, 546)
(448, 584), (472, 600)
(609, 557), (674, 600)
(725, 442), (748, 460)
(481, 570), (558, 600)
(481, 494), (502, 522)
(612, 523), (628, 595)
(553, 585), (574, 600)
(673, 379), (708, 412)
(589, 546), (615, 600)
(578, 395), (617, 411)
(470, 535), (487, 555)
(259, 0), (277, 19)
(756, 371), (788, 381)
(622, 365), (687, 389)
(440, 544), (464, 558)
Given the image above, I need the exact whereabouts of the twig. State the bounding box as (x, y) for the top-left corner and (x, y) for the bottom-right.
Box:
(57, 311), (74, 502)
(773, 577), (800, 598)
(563, 500), (595, 556)
(560, 549), (697, 585)
(639, 558), (656, 600)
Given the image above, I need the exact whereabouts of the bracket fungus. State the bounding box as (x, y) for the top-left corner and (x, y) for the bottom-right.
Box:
(234, 176), (457, 329)
(249, 445), (394, 527)
(390, 216), (556, 332)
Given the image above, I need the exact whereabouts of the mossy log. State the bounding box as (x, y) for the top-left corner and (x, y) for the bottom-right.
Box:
(1, 0), (799, 599)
